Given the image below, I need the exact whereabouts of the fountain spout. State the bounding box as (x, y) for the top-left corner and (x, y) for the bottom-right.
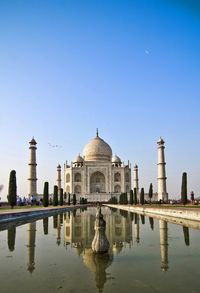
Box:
(92, 206), (110, 253)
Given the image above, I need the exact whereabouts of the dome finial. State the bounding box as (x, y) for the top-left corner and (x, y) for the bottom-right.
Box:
(96, 128), (99, 137)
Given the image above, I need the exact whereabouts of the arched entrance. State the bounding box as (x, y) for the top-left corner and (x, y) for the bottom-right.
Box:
(90, 171), (106, 193)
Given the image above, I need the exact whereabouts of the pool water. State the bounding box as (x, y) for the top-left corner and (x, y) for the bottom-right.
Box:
(0, 207), (200, 293)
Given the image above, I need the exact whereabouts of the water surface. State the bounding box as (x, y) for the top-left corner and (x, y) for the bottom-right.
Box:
(0, 207), (200, 293)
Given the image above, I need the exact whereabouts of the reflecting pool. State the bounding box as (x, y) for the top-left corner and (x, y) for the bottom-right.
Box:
(0, 207), (200, 293)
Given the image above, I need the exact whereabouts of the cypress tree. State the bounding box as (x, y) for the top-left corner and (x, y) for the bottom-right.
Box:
(53, 185), (58, 206)
(125, 192), (128, 205)
(8, 170), (17, 208)
(190, 191), (194, 203)
(64, 192), (67, 201)
(130, 190), (133, 205)
(134, 188), (137, 205)
(149, 183), (153, 204)
(68, 193), (71, 205)
(60, 188), (63, 206)
(43, 182), (49, 207)
(72, 194), (77, 205)
(181, 172), (187, 205)
(140, 188), (145, 205)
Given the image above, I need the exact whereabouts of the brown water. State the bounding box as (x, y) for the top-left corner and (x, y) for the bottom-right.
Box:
(0, 207), (200, 293)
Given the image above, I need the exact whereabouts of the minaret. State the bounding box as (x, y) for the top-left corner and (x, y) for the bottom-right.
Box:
(133, 164), (139, 196)
(57, 164), (62, 196)
(159, 220), (168, 271)
(28, 137), (37, 198)
(157, 137), (168, 201)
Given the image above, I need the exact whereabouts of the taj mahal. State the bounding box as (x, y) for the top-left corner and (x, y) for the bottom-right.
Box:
(63, 130), (131, 201)
(28, 130), (168, 202)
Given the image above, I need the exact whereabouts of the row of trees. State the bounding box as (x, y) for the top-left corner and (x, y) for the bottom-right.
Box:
(6, 169), (191, 208)
(43, 182), (81, 207)
(109, 185), (152, 205)
(109, 173), (190, 206)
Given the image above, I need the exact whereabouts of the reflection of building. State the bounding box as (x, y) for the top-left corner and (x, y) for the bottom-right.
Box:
(27, 222), (36, 273)
(64, 130), (131, 201)
(83, 249), (113, 293)
(64, 207), (132, 251)
(64, 207), (132, 292)
(159, 220), (168, 271)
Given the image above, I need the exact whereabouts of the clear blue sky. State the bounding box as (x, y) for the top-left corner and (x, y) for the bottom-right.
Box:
(0, 0), (200, 200)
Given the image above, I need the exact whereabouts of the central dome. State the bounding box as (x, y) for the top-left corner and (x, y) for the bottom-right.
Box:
(83, 131), (112, 161)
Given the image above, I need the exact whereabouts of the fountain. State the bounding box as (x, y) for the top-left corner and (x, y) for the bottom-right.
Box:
(92, 205), (110, 253)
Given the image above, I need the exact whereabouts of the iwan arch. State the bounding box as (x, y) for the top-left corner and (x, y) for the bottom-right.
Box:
(64, 130), (131, 201)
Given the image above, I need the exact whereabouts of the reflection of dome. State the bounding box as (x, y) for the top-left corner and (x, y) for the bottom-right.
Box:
(82, 248), (113, 292)
(73, 154), (84, 163)
(83, 132), (112, 162)
(112, 241), (123, 254)
(112, 155), (121, 163)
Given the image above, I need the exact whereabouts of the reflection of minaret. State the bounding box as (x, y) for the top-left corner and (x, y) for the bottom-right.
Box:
(28, 138), (37, 198)
(159, 220), (168, 271)
(133, 164), (139, 197)
(134, 214), (140, 243)
(57, 164), (62, 197)
(157, 138), (168, 201)
(27, 222), (36, 273)
(7, 226), (16, 251)
(57, 215), (61, 246)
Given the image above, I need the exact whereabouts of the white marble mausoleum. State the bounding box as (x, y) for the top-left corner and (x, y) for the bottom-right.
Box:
(64, 130), (131, 201)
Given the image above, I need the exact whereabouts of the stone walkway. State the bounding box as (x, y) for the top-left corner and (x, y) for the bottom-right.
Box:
(0, 205), (87, 224)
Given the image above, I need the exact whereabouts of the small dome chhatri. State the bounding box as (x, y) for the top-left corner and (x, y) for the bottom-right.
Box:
(112, 155), (121, 163)
(73, 154), (84, 163)
(83, 130), (112, 161)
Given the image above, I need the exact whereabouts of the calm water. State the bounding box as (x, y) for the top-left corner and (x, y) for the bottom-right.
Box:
(0, 207), (200, 293)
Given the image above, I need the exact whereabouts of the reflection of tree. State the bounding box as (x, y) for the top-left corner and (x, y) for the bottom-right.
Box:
(149, 217), (154, 230)
(83, 249), (113, 293)
(7, 226), (16, 251)
(53, 215), (58, 229)
(57, 215), (61, 246)
(60, 213), (63, 225)
(130, 212), (134, 222)
(140, 215), (145, 224)
(43, 217), (48, 235)
(134, 213), (138, 224)
(183, 226), (190, 246)
(72, 209), (77, 218)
